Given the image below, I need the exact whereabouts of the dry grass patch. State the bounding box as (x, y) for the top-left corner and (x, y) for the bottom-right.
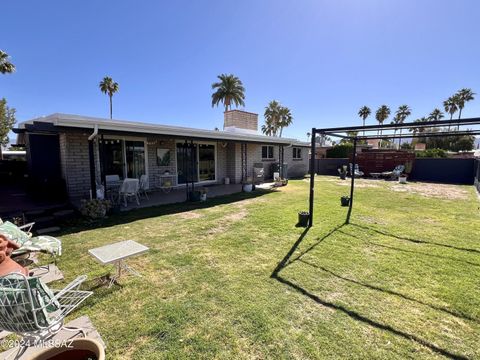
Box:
(390, 182), (470, 200)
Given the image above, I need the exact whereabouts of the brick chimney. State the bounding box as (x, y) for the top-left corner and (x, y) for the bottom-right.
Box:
(224, 110), (258, 134)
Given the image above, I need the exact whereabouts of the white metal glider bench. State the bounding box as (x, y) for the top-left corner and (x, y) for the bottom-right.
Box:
(0, 273), (92, 359)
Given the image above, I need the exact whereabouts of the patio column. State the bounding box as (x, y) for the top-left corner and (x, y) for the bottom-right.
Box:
(241, 142), (247, 184)
(279, 145), (284, 178)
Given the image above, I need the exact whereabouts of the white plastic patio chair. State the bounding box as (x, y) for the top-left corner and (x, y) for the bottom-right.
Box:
(349, 163), (364, 178)
(119, 178), (140, 207)
(0, 274), (92, 358)
(139, 175), (149, 200)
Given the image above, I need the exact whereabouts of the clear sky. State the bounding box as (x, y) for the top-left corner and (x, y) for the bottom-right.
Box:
(2, 0), (480, 141)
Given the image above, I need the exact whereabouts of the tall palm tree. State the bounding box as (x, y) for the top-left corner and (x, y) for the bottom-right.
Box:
(262, 100), (281, 136)
(443, 95), (459, 131)
(358, 106), (371, 136)
(375, 105), (390, 147)
(99, 76), (119, 119)
(455, 88), (475, 120)
(395, 104), (411, 147)
(278, 106), (293, 137)
(0, 50), (15, 74)
(211, 74), (245, 112)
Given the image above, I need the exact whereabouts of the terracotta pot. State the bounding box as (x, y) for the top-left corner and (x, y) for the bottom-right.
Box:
(31, 338), (105, 360)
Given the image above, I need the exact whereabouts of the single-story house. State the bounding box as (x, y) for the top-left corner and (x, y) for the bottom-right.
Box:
(14, 110), (310, 202)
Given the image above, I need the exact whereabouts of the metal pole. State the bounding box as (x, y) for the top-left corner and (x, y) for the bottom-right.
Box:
(191, 140), (195, 193)
(308, 128), (316, 227)
(184, 140), (188, 200)
(101, 134), (107, 190)
(346, 137), (357, 224)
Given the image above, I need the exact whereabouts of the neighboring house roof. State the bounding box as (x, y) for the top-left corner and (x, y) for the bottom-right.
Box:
(16, 113), (309, 147)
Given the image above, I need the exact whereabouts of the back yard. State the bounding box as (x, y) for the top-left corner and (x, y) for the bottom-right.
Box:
(54, 177), (479, 359)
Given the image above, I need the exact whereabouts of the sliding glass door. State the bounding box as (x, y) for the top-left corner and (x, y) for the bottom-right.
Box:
(176, 142), (216, 184)
(198, 144), (215, 181)
(100, 139), (146, 180)
(125, 141), (146, 179)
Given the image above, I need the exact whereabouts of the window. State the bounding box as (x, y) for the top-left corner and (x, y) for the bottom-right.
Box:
(262, 145), (274, 159)
(293, 147), (302, 159)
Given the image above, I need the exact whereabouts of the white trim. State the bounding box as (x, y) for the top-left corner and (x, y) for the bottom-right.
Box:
(19, 113), (308, 146)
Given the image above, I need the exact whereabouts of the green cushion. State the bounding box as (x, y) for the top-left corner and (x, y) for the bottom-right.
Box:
(0, 274), (60, 332)
(0, 221), (30, 246)
(11, 235), (62, 256)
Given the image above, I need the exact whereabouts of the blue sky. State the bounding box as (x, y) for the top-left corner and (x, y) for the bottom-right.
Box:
(2, 0), (480, 141)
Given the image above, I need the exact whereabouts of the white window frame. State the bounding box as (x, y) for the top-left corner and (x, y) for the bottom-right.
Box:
(262, 145), (275, 160)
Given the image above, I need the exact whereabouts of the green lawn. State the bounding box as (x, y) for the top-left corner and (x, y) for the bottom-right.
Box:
(54, 177), (479, 359)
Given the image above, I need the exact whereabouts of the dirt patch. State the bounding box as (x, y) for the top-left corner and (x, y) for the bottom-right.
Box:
(357, 215), (386, 225)
(177, 211), (203, 219)
(223, 208), (248, 222)
(335, 181), (380, 188)
(390, 182), (469, 200)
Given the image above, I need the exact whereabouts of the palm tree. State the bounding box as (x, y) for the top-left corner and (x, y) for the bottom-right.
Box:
(0, 50), (15, 74)
(262, 100), (281, 136)
(395, 105), (411, 147)
(375, 105), (390, 147)
(455, 88), (475, 120)
(358, 106), (371, 136)
(428, 108), (444, 122)
(211, 74), (245, 112)
(278, 106), (293, 137)
(99, 76), (119, 119)
(443, 95), (459, 132)
(306, 132), (311, 142)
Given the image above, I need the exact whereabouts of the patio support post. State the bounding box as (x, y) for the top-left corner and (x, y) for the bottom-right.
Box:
(346, 137), (357, 224)
(279, 145), (284, 178)
(88, 139), (97, 199)
(308, 128), (316, 227)
(241, 142), (247, 184)
(191, 140), (195, 194)
(100, 134), (106, 190)
(183, 140), (189, 201)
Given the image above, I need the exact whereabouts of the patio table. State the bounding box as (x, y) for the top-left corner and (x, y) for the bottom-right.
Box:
(88, 240), (149, 287)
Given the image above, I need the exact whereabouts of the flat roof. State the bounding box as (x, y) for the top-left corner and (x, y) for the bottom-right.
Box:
(17, 113), (309, 147)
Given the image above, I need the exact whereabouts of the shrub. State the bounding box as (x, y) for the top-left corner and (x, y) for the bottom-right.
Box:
(326, 144), (353, 158)
(79, 199), (112, 219)
(415, 148), (447, 158)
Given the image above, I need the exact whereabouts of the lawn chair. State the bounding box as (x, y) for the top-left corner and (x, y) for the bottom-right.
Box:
(382, 165), (405, 180)
(139, 174), (149, 200)
(119, 178), (140, 207)
(0, 274), (92, 357)
(349, 163), (364, 178)
(0, 218), (35, 238)
(0, 221), (62, 265)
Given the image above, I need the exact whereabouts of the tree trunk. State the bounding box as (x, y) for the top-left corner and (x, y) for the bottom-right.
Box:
(279, 127), (283, 137)
(398, 128), (402, 147)
(362, 119), (365, 136)
(0, 146), (3, 160)
(457, 107), (462, 130)
(109, 95), (113, 119)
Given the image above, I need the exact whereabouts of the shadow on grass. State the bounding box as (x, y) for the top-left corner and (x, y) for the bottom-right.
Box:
(350, 223), (480, 254)
(271, 225), (470, 360)
(338, 229), (480, 268)
(57, 188), (275, 237)
(298, 258), (479, 323)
